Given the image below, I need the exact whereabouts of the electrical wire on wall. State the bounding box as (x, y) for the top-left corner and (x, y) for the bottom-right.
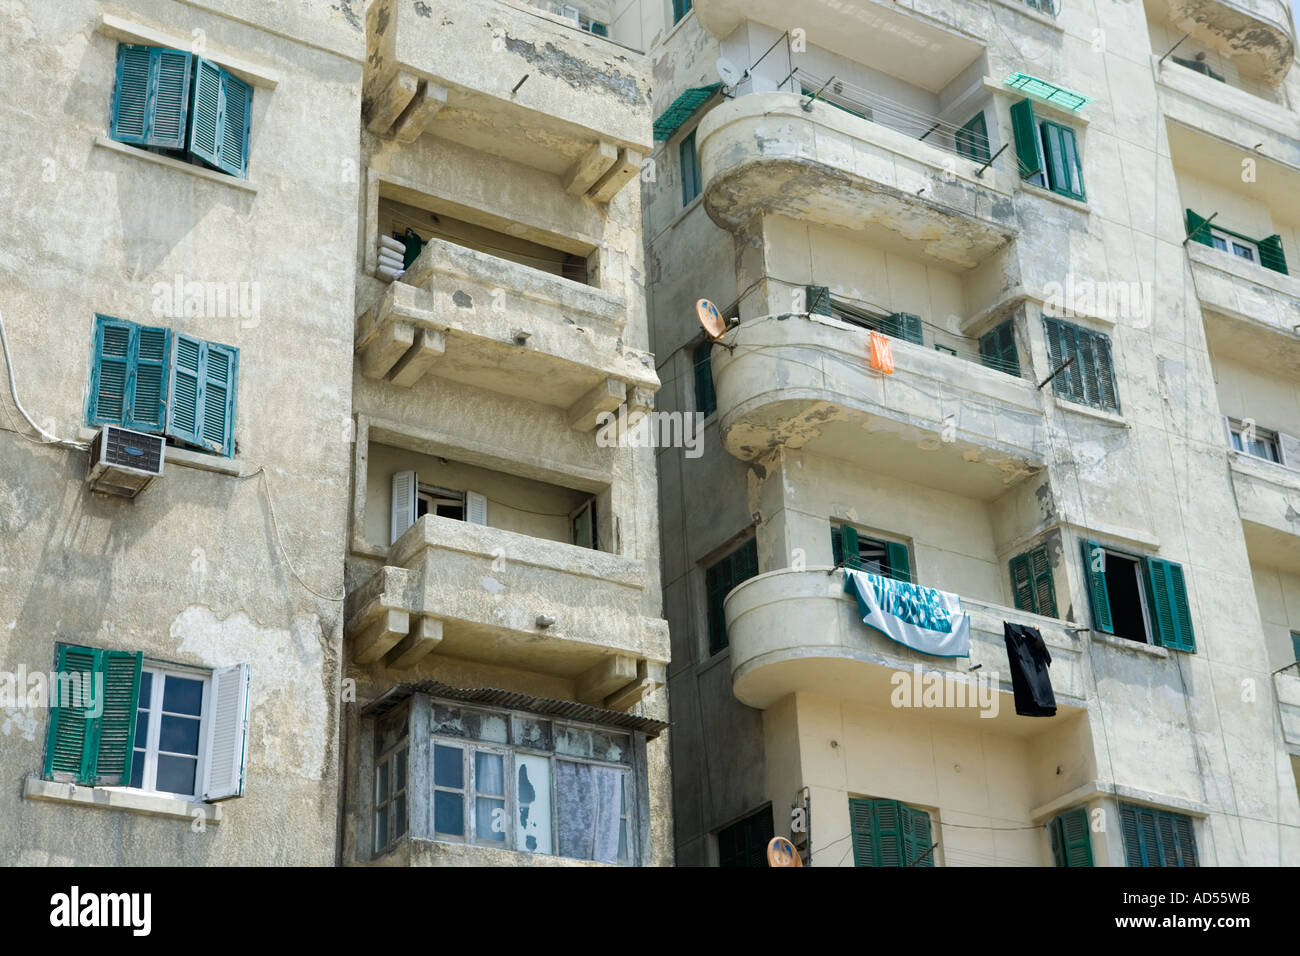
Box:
(0, 309), (88, 451)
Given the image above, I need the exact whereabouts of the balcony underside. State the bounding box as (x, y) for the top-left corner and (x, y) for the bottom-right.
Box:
(1164, 0), (1295, 83)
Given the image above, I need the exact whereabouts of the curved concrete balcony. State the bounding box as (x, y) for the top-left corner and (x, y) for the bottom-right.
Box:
(364, 0), (649, 198)
(696, 93), (1017, 269)
(344, 515), (669, 710)
(356, 238), (659, 430)
(711, 314), (1046, 499)
(1165, 0), (1295, 83)
(1230, 452), (1300, 573)
(723, 568), (1085, 730)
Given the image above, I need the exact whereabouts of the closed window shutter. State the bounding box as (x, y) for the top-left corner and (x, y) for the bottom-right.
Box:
(1050, 808), (1094, 867)
(166, 332), (204, 447)
(165, 335), (239, 456)
(1185, 209), (1214, 247)
(188, 57), (223, 170)
(1172, 814), (1198, 866)
(805, 285), (833, 317)
(1080, 538), (1113, 634)
(850, 798), (902, 866)
(979, 320), (1019, 376)
(94, 650), (143, 786)
(890, 312), (923, 345)
(706, 538), (758, 654)
(1043, 318), (1081, 404)
(126, 324), (170, 432)
(1258, 234), (1288, 275)
(955, 111), (990, 163)
(200, 342), (238, 456)
(901, 804), (934, 866)
(110, 46), (192, 148)
(43, 646), (142, 786)
(1119, 803), (1145, 865)
(1028, 543), (1057, 617)
(390, 470), (418, 544)
(202, 662), (251, 801)
(835, 524), (860, 570)
(88, 315), (134, 426)
(1120, 803), (1197, 866)
(215, 69), (253, 177)
(1089, 330), (1119, 413)
(465, 490), (488, 526)
(886, 541), (911, 583)
(1045, 319), (1118, 412)
(109, 45), (155, 145)
(1145, 558), (1195, 652)
(1009, 98), (1042, 179)
(693, 341), (716, 417)
(43, 645), (99, 782)
(1009, 553), (1034, 612)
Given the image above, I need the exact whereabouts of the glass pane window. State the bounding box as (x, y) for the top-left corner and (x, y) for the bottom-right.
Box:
(555, 761), (626, 864)
(473, 749), (508, 845)
(375, 745), (408, 853)
(1211, 229), (1258, 263)
(433, 743), (466, 837)
(1228, 419), (1281, 462)
(515, 754), (553, 855)
(129, 666), (208, 798)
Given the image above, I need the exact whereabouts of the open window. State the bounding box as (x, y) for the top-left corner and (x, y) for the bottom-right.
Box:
(1080, 540), (1196, 651)
(832, 524), (911, 583)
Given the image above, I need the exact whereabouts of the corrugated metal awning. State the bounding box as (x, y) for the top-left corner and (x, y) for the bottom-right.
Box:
(653, 83), (721, 141)
(361, 680), (669, 738)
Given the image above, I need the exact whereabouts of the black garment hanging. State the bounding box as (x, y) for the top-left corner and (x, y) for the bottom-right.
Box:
(1003, 622), (1056, 717)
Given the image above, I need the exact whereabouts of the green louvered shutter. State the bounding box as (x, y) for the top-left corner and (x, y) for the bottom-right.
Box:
(1080, 539), (1113, 634)
(1258, 234), (1288, 275)
(200, 342), (239, 456)
(901, 804), (934, 866)
(1120, 803), (1198, 866)
(1043, 318), (1081, 404)
(109, 45), (154, 145)
(1029, 544), (1057, 617)
(886, 541), (911, 583)
(836, 524), (860, 570)
(1009, 553), (1034, 612)
(150, 48), (194, 148)
(955, 111), (990, 163)
(188, 57), (223, 170)
(43, 644), (99, 782)
(891, 312), (923, 345)
(125, 324), (170, 432)
(167, 332), (204, 448)
(88, 316), (133, 426)
(1119, 803), (1145, 865)
(1042, 121), (1085, 201)
(1145, 558), (1195, 652)
(1050, 808), (1094, 867)
(1172, 814), (1198, 866)
(693, 341), (716, 417)
(1185, 209), (1214, 246)
(806, 285), (833, 316)
(94, 651), (143, 786)
(979, 320), (1019, 376)
(215, 69), (253, 177)
(850, 798), (905, 866)
(705, 539), (758, 655)
(1009, 98), (1042, 180)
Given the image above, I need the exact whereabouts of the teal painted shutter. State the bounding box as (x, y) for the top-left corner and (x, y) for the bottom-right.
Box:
(837, 524), (860, 569)
(94, 651), (143, 786)
(188, 57), (223, 169)
(88, 315), (134, 426)
(891, 312), (923, 345)
(886, 541), (911, 583)
(43, 644), (99, 782)
(1075, 326), (1119, 413)
(1009, 553), (1034, 612)
(149, 48), (194, 149)
(979, 319), (1019, 375)
(1145, 558), (1195, 652)
(166, 332), (204, 447)
(215, 69), (253, 177)
(200, 342), (239, 457)
(1291, 631), (1300, 663)
(1080, 539), (1113, 634)
(1185, 209), (1214, 246)
(705, 539), (758, 655)
(1258, 234), (1288, 275)
(679, 128), (700, 205)
(956, 111), (990, 163)
(1120, 804), (1198, 866)
(1172, 814), (1198, 866)
(125, 325), (170, 432)
(693, 341), (716, 417)
(1009, 98), (1042, 179)
(1029, 544), (1057, 617)
(1050, 808), (1094, 867)
(1119, 803), (1145, 865)
(901, 804), (934, 866)
(806, 285), (833, 316)
(850, 798), (903, 866)
(1042, 121), (1085, 201)
(110, 45), (154, 145)
(1043, 318), (1081, 404)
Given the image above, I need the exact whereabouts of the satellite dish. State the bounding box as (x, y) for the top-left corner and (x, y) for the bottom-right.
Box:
(767, 836), (803, 867)
(715, 57), (743, 89)
(696, 298), (727, 340)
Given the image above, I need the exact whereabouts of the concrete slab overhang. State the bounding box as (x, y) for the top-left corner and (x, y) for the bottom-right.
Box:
(1191, 244), (1300, 378)
(696, 93), (1018, 269)
(1162, 0), (1296, 83)
(363, 0), (651, 196)
(356, 238), (660, 429)
(1230, 453), (1300, 572)
(711, 314), (1047, 499)
(344, 515), (670, 711)
(723, 568), (1087, 732)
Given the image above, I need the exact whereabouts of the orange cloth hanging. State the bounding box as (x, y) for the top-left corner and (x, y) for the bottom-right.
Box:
(868, 330), (894, 374)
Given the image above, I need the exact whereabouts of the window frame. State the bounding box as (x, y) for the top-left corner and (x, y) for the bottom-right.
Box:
(1118, 803), (1199, 867)
(693, 338), (717, 418)
(704, 537), (760, 655)
(679, 127), (702, 206)
(717, 804), (775, 867)
(1226, 418), (1282, 463)
(1042, 316), (1120, 414)
(374, 741), (409, 854)
(1209, 228), (1258, 263)
(671, 0), (693, 25)
(1038, 119), (1085, 201)
(126, 661), (212, 800)
(955, 110), (991, 164)
(832, 522), (912, 583)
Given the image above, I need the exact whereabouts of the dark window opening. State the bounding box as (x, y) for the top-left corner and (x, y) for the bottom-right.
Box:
(1105, 552), (1148, 644)
(717, 806), (774, 867)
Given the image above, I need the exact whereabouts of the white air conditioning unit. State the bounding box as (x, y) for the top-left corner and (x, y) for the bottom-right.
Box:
(87, 426), (165, 498)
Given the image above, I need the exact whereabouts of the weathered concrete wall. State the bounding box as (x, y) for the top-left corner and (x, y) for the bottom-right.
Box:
(0, 0), (364, 864)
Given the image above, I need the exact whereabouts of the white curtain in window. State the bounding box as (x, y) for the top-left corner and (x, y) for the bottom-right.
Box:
(555, 761), (622, 864)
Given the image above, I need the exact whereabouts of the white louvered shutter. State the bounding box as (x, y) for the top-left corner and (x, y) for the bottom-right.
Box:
(202, 663), (251, 801)
(391, 470), (418, 544)
(466, 490), (488, 526)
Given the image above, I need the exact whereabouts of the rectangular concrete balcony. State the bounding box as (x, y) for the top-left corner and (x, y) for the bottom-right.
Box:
(355, 237), (660, 430)
(344, 515), (670, 710)
(363, 0), (650, 200)
(709, 313), (1047, 499)
(722, 568), (1087, 731)
(1189, 241), (1300, 376)
(1229, 452), (1300, 573)
(695, 93), (1018, 269)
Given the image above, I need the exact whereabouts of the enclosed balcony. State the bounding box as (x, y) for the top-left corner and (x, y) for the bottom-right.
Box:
(696, 92), (1017, 270)
(1159, 0), (1296, 83)
(356, 237), (659, 430)
(344, 515), (669, 710)
(723, 568), (1086, 730)
(709, 313), (1046, 499)
(363, 0), (650, 199)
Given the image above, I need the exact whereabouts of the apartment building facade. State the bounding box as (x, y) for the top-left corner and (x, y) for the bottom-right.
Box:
(0, 0), (365, 864)
(640, 0), (1300, 865)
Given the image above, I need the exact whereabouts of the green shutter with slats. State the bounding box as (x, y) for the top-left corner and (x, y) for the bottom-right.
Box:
(955, 111), (990, 163)
(979, 319), (1020, 376)
(1010, 553), (1034, 612)
(1119, 803), (1198, 866)
(189, 57), (224, 170)
(1050, 807), (1094, 867)
(1145, 558), (1195, 652)
(1080, 538), (1113, 634)
(886, 541), (911, 583)
(805, 285), (833, 317)
(693, 341), (716, 418)
(705, 538), (759, 655)
(1043, 317), (1119, 413)
(1041, 121), (1085, 201)
(110, 46), (193, 149)
(888, 312), (923, 345)
(167, 332), (204, 448)
(166, 334), (239, 457)
(1185, 209), (1214, 246)
(835, 524), (860, 569)
(43, 645), (142, 786)
(1010, 544), (1056, 617)
(88, 316), (169, 432)
(850, 798), (932, 866)
(215, 69), (253, 178)
(1009, 98), (1042, 180)
(901, 804), (934, 866)
(1258, 234), (1288, 275)
(200, 342), (238, 456)
(126, 325), (170, 432)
